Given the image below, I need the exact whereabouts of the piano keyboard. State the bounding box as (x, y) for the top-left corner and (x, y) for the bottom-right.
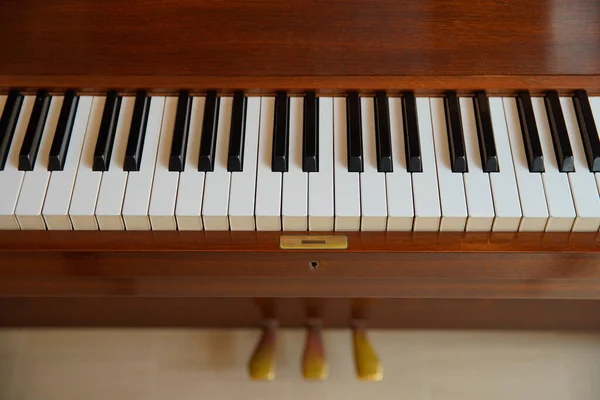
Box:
(0, 89), (598, 232)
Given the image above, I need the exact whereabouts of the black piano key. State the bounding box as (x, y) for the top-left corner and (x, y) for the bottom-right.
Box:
(48, 90), (79, 171)
(124, 90), (151, 172)
(402, 91), (422, 173)
(198, 90), (220, 171)
(443, 91), (468, 173)
(227, 90), (248, 172)
(544, 90), (575, 172)
(168, 90), (192, 172)
(93, 90), (122, 171)
(516, 91), (545, 173)
(573, 89), (600, 172)
(374, 91), (393, 173)
(19, 90), (51, 171)
(473, 91), (499, 173)
(346, 91), (363, 172)
(0, 89), (24, 170)
(302, 91), (319, 173)
(272, 91), (290, 172)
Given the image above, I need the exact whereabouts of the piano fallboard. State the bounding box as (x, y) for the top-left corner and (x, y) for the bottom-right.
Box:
(1, 0), (600, 92)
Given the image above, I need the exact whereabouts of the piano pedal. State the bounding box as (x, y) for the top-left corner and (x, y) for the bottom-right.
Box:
(352, 323), (383, 381)
(248, 320), (278, 381)
(302, 321), (328, 380)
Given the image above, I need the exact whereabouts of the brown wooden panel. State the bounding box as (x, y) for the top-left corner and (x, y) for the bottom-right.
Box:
(1, 251), (598, 280)
(0, 231), (596, 252)
(2, 76), (600, 95)
(2, 297), (600, 330)
(0, 232), (598, 299)
(0, 0), (599, 90)
(2, 276), (600, 299)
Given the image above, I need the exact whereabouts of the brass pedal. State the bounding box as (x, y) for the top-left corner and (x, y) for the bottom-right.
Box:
(352, 325), (383, 381)
(302, 323), (328, 380)
(248, 321), (277, 381)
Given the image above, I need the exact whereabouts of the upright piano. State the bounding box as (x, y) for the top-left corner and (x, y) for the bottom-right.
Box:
(0, 0), (599, 380)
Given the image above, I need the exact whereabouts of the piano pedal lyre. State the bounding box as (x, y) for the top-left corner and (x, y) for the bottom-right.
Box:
(352, 322), (383, 381)
(302, 320), (328, 380)
(248, 320), (278, 381)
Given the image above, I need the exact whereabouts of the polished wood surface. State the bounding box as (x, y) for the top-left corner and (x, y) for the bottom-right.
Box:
(2, 297), (600, 330)
(0, 232), (597, 299)
(1, 0), (600, 91)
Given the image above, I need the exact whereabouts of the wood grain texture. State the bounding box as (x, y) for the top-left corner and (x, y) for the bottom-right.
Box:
(0, 231), (596, 252)
(2, 297), (600, 330)
(2, 76), (600, 95)
(0, 232), (597, 299)
(0, 0), (599, 90)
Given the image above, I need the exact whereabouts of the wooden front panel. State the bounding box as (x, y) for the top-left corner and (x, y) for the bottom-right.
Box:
(2, 297), (600, 330)
(1, 0), (599, 90)
(0, 231), (598, 299)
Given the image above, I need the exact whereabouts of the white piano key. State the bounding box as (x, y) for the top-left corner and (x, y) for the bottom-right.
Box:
(94, 96), (134, 231)
(488, 98), (522, 231)
(589, 97), (600, 193)
(532, 97), (576, 232)
(334, 97), (360, 231)
(308, 97), (335, 231)
(149, 97), (179, 230)
(460, 97), (495, 231)
(229, 97), (261, 231)
(175, 97), (206, 231)
(0, 96), (34, 229)
(15, 96), (63, 230)
(412, 97), (441, 231)
(122, 96), (165, 230)
(561, 97), (600, 231)
(386, 97), (414, 231)
(69, 97), (106, 230)
(202, 96), (232, 230)
(43, 96), (93, 230)
(282, 97), (308, 231)
(255, 97), (282, 231)
(503, 97), (549, 231)
(430, 98), (467, 231)
(360, 97), (387, 231)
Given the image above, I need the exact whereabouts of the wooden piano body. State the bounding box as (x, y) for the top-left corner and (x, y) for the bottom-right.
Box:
(0, 0), (598, 329)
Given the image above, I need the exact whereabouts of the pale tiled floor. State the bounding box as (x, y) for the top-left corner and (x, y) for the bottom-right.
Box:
(1, 329), (599, 400)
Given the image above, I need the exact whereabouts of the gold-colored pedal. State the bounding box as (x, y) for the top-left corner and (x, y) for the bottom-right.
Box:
(352, 326), (383, 381)
(248, 322), (277, 381)
(302, 324), (328, 380)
